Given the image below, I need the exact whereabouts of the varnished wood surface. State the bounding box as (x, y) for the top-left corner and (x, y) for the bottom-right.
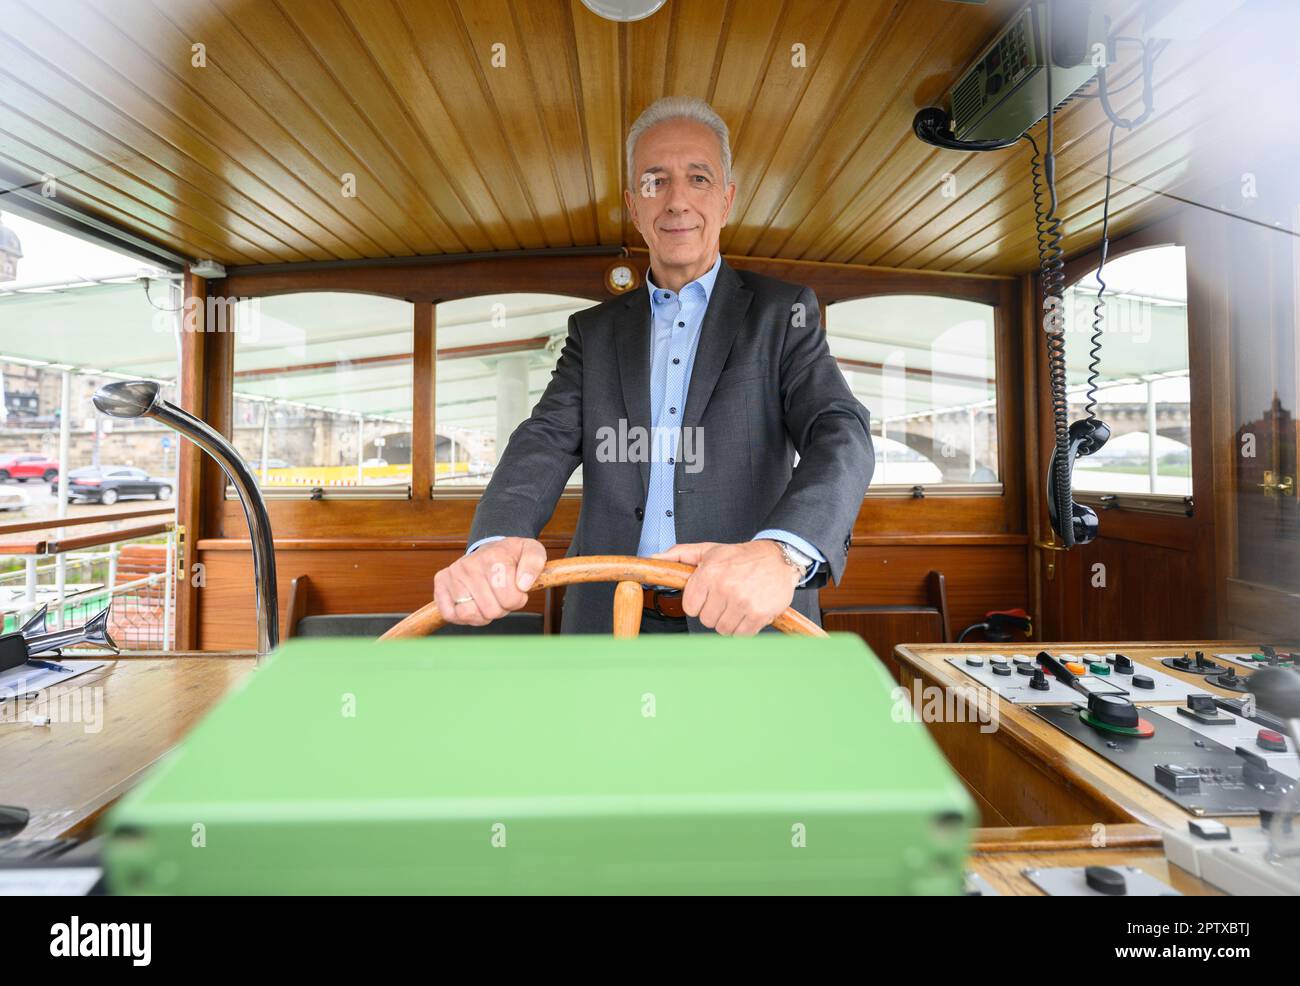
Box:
(0, 521), (173, 556)
(971, 822), (1159, 854)
(613, 581), (643, 639)
(0, 656), (256, 841)
(0, 506), (172, 538)
(968, 844), (1220, 896)
(969, 825), (1219, 895)
(175, 268), (207, 651)
(380, 555), (827, 638)
(0, 0), (1226, 275)
(895, 641), (1272, 834)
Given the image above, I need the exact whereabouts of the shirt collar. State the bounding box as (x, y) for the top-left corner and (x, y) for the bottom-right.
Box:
(646, 253), (722, 307)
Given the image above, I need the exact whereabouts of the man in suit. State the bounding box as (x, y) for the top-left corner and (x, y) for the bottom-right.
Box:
(435, 96), (874, 634)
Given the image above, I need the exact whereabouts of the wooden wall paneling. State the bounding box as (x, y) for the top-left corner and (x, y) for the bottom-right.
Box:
(0, 88), (262, 263)
(1021, 271), (1047, 638)
(1223, 579), (1300, 643)
(822, 544), (1029, 644)
(463, 0), (599, 248)
(821, 610), (945, 681)
(175, 267), (206, 650)
(994, 278), (1027, 533)
(748, 0), (1011, 263)
(411, 301), (435, 496)
(566, 0), (623, 246)
(0, 0), (1210, 275)
(197, 539), (1030, 650)
(274, 0), (497, 253)
(720, 0), (891, 259)
(336, 0), (525, 252)
(214, 249), (1011, 305)
(855, 0), (1148, 270)
(202, 316), (235, 541)
(1031, 214), (1218, 644)
(159, 0), (442, 256)
(196, 544), (567, 649)
(2, 0), (352, 260)
(212, 252), (620, 303)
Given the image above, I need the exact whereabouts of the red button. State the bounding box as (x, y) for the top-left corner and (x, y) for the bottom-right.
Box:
(1257, 728), (1288, 753)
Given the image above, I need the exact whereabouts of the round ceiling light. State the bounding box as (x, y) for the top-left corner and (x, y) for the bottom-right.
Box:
(579, 0), (668, 23)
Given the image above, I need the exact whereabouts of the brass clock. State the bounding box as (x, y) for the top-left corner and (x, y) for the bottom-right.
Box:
(605, 262), (638, 295)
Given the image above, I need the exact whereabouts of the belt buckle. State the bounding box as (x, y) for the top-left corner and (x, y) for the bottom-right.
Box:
(653, 588), (681, 618)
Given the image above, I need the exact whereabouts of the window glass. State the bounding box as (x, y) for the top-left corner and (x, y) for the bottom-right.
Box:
(1062, 245), (1191, 496)
(0, 210), (181, 523)
(0, 209), (180, 647)
(231, 293), (413, 488)
(434, 293), (591, 488)
(826, 295), (999, 486)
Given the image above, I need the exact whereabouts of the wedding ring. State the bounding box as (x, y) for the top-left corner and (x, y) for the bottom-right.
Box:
(452, 595), (474, 604)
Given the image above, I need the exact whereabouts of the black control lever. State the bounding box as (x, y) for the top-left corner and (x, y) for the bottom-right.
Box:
(1037, 651), (1083, 692)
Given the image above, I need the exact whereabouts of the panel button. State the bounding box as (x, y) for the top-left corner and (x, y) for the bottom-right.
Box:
(1258, 728), (1288, 753)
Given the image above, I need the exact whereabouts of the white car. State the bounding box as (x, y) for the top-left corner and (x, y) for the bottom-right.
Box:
(0, 487), (30, 513)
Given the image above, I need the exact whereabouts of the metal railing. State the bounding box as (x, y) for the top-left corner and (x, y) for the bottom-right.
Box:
(0, 524), (176, 651)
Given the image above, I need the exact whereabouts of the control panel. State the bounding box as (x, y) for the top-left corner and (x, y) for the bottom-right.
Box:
(947, 651), (1207, 704)
(945, 647), (1300, 817)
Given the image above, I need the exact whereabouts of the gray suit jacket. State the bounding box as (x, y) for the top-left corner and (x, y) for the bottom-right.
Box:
(469, 259), (874, 633)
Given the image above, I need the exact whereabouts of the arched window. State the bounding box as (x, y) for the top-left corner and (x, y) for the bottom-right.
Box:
(1061, 245), (1191, 497)
(826, 295), (999, 488)
(434, 293), (592, 488)
(232, 292), (413, 490)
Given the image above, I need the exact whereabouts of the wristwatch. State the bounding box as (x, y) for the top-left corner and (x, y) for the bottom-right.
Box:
(772, 540), (814, 582)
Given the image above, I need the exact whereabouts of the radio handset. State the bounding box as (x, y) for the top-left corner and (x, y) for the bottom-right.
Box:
(1045, 418), (1109, 548)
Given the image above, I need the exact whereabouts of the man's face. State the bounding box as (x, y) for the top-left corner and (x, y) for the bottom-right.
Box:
(624, 119), (735, 287)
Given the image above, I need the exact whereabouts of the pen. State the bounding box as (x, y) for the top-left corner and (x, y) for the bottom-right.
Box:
(26, 659), (68, 673)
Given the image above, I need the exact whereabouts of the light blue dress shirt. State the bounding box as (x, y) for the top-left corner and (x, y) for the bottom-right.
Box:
(471, 253), (825, 585)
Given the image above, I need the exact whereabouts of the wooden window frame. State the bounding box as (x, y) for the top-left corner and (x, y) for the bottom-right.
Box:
(1058, 228), (1195, 517)
(196, 252), (1024, 545)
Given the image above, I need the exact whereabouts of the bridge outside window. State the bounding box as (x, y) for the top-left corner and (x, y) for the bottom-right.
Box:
(1062, 245), (1192, 498)
(826, 294), (1000, 490)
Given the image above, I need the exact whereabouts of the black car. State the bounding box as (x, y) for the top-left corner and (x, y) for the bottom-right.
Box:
(54, 466), (174, 505)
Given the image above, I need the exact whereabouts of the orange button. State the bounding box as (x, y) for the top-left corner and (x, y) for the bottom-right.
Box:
(1065, 662), (1087, 675)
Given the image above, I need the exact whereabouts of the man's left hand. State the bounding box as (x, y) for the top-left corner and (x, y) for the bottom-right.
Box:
(651, 540), (800, 636)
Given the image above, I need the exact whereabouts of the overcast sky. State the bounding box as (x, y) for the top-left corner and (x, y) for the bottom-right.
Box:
(1, 211), (146, 288)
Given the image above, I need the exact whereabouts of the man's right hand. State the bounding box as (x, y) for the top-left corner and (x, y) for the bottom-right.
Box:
(434, 537), (547, 626)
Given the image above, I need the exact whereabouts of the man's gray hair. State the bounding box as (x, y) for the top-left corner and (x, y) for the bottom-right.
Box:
(626, 96), (733, 188)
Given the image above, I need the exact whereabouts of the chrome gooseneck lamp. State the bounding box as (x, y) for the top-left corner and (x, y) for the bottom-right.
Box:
(93, 380), (279, 656)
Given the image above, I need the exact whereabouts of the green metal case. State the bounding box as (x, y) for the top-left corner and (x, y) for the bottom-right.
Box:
(103, 634), (973, 894)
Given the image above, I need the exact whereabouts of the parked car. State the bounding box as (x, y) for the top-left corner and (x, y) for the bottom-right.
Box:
(0, 488), (29, 513)
(53, 466), (174, 505)
(0, 453), (59, 483)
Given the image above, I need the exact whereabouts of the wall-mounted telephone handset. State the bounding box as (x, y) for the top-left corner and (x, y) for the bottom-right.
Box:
(1045, 418), (1110, 547)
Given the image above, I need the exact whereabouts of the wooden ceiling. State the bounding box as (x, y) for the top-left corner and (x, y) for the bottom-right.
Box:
(0, 0), (1249, 275)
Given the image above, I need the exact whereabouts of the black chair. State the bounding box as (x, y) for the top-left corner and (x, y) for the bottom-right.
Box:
(293, 612), (544, 637)
(285, 575), (544, 639)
